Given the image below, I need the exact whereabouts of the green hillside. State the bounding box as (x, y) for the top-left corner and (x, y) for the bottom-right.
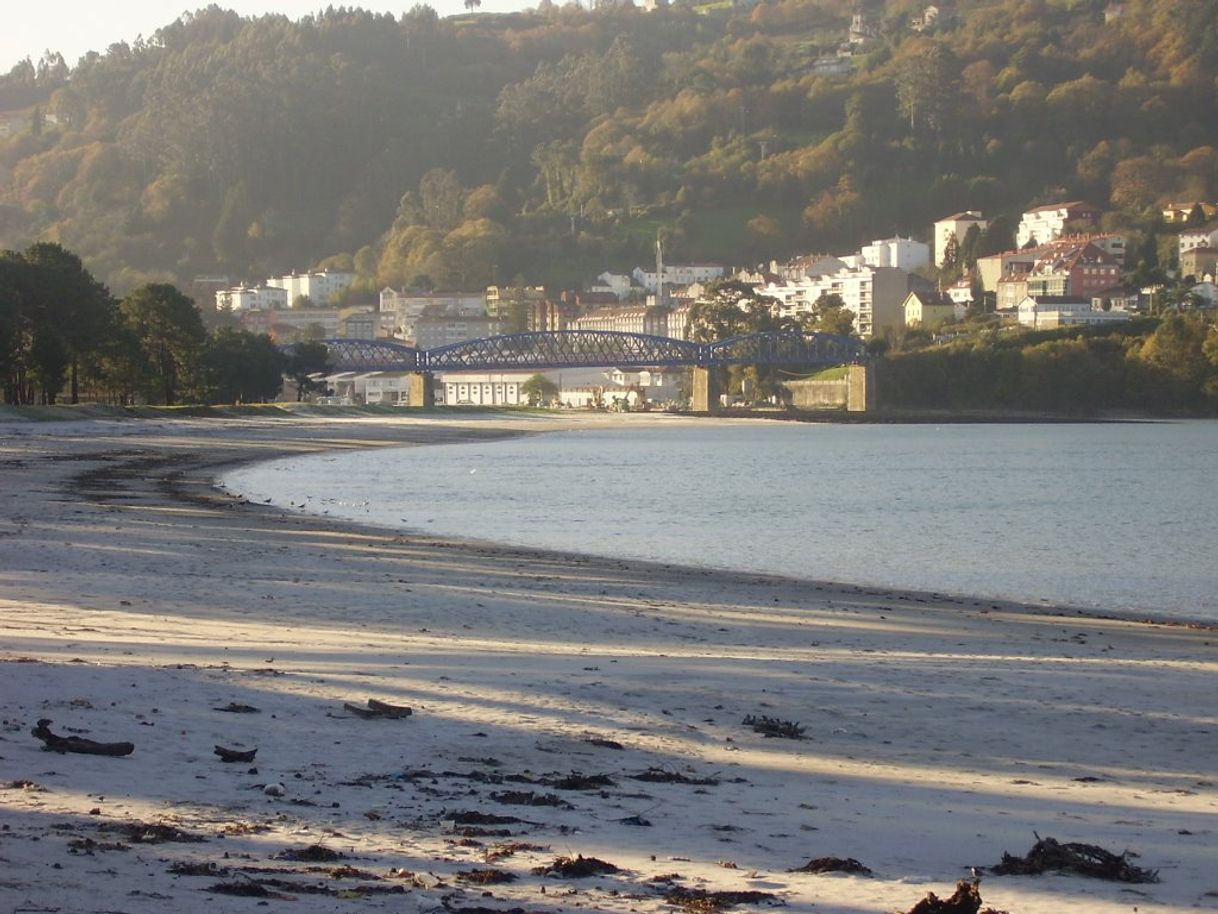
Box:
(1, 0), (1216, 296)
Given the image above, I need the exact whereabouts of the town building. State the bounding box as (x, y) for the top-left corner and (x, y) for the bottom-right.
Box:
(859, 236), (930, 273)
(1024, 242), (1122, 300)
(1015, 201), (1101, 249)
(1016, 295), (1131, 329)
(237, 306), (375, 343)
(267, 270), (354, 307)
(571, 304), (670, 336)
(439, 372), (529, 406)
(216, 284), (289, 312)
(902, 291), (959, 328)
(1162, 201), (1218, 224)
(761, 264), (910, 338)
(1179, 224), (1218, 260)
(378, 289), (485, 340)
(485, 285), (547, 324)
(932, 211), (987, 267)
(1182, 246), (1218, 281)
(631, 263), (725, 293)
(413, 313), (505, 349)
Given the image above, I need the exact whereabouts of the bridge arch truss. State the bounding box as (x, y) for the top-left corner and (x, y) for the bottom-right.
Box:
(319, 330), (864, 373)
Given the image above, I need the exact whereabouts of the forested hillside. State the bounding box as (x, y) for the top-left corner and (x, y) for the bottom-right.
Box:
(1, 0), (1215, 298)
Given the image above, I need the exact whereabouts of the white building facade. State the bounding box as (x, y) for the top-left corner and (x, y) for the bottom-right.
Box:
(932, 211), (987, 267)
(267, 270), (355, 306)
(760, 265), (909, 338)
(215, 284), (289, 312)
(1015, 201), (1100, 249)
(860, 237), (930, 273)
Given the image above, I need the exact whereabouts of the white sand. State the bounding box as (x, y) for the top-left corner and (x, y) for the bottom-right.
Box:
(1, 412), (1215, 914)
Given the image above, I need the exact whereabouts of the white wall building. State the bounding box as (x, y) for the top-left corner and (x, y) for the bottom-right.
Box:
(595, 272), (637, 300)
(631, 263), (725, 293)
(1179, 225), (1218, 259)
(440, 372), (529, 406)
(932, 211), (987, 267)
(1016, 295), (1131, 329)
(215, 284), (289, 312)
(860, 237), (930, 273)
(1015, 201), (1101, 249)
(267, 270), (355, 307)
(760, 265), (909, 338)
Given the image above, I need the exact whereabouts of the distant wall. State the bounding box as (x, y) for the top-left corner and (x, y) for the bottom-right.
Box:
(785, 378), (849, 409)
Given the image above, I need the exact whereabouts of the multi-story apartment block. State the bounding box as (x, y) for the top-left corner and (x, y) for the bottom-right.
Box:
(485, 285), (547, 320)
(267, 270), (354, 306)
(860, 236), (930, 273)
(527, 298), (580, 333)
(1024, 242), (1122, 299)
(1015, 201), (1101, 249)
(571, 305), (670, 337)
(932, 211), (988, 267)
(760, 265), (909, 337)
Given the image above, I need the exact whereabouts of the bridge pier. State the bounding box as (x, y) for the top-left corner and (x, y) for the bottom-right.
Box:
(690, 367), (720, 413)
(408, 372), (434, 408)
(846, 363), (874, 413)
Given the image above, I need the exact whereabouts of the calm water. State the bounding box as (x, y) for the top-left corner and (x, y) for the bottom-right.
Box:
(222, 420), (1218, 622)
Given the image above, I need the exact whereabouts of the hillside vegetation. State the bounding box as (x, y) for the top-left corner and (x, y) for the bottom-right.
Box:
(0, 0), (1216, 296)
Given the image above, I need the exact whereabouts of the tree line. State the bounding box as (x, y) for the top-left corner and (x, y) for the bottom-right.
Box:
(878, 314), (1218, 415)
(0, 242), (328, 406)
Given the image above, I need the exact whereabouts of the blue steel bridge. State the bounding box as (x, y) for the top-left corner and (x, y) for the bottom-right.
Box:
(310, 330), (868, 411)
(319, 330), (864, 373)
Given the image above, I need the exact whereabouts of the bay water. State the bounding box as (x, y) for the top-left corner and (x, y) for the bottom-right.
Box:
(222, 420), (1218, 623)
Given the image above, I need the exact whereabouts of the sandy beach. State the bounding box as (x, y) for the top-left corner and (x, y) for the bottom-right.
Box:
(1, 411), (1215, 914)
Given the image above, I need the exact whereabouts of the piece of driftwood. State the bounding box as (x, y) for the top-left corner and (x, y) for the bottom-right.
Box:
(214, 745), (257, 763)
(903, 880), (983, 914)
(343, 698), (413, 719)
(31, 719), (133, 757)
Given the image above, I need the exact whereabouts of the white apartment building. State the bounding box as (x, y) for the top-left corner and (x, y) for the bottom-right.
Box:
(860, 237), (930, 273)
(932, 211), (987, 267)
(215, 284), (289, 312)
(1015, 201), (1100, 249)
(760, 265), (909, 338)
(631, 263), (725, 293)
(267, 270), (354, 307)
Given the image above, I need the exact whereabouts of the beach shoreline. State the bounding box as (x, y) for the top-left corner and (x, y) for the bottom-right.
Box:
(2, 413), (1215, 914)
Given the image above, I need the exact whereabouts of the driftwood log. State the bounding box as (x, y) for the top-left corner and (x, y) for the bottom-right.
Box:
(31, 719), (134, 757)
(343, 698), (413, 719)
